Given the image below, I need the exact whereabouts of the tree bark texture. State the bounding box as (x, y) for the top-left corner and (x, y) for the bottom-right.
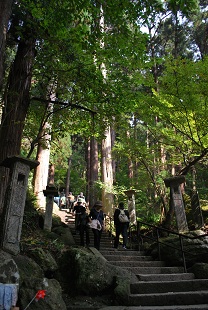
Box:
(111, 127), (116, 182)
(86, 140), (91, 204)
(0, 35), (36, 213)
(33, 99), (52, 208)
(65, 156), (72, 206)
(33, 141), (50, 208)
(88, 136), (98, 208)
(101, 126), (114, 215)
(0, 0), (13, 90)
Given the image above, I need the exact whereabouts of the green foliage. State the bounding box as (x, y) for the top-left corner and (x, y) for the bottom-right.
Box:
(96, 181), (133, 205)
(22, 190), (40, 236)
(4, 0), (208, 229)
(21, 189), (66, 255)
(50, 134), (71, 188)
(152, 57), (208, 162)
(165, 0), (199, 16)
(50, 134), (87, 194)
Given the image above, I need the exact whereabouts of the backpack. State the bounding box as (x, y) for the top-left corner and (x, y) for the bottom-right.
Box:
(79, 212), (89, 226)
(118, 209), (129, 223)
(60, 196), (66, 205)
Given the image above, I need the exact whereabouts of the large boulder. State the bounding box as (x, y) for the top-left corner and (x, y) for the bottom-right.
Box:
(27, 248), (58, 278)
(188, 263), (208, 279)
(19, 278), (66, 310)
(0, 250), (19, 285)
(57, 246), (137, 305)
(51, 226), (75, 246)
(13, 254), (44, 284)
(13, 253), (67, 309)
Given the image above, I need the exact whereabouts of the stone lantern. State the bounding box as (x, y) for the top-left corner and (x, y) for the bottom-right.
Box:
(164, 175), (188, 233)
(0, 156), (39, 255)
(43, 185), (58, 231)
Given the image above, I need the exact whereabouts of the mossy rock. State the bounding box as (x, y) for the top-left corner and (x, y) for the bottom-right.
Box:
(28, 248), (58, 273)
(188, 263), (208, 279)
(13, 254), (44, 285)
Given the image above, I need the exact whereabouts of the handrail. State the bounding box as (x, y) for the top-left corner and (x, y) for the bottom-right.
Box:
(138, 220), (208, 239)
(137, 220), (208, 272)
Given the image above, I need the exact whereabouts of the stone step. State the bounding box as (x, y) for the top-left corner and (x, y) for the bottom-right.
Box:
(126, 266), (184, 274)
(100, 241), (115, 244)
(69, 220), (208, 309)
(99, 305), (208, 310)
(128, 290), (208, 306)
(72, 231), (112, 237)
(71, 232), (113, 240)
(102, 255), (153, 261)
(72, 236), (113, 244)
(100, 249), (146, 256)
(108, 260), (165, 267)
(73, 241), (114, 248)
(137, 273), (195, 281)
(130, 279), (208, 294)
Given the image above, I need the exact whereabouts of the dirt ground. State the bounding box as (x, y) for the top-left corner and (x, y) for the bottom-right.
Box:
(63, 294), (113, 309)
(53, 203), (69, 223)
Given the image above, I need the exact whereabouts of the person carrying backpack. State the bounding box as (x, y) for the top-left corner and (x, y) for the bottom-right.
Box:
(113, 202), (130, 249)
(77, 205), (90, 247)
(73, 198), (85, 233)
(89, 200), (104, 250)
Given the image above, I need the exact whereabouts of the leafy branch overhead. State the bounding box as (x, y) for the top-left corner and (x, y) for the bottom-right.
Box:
(31, 97), (97, 115)
(0, 0), (208, 223)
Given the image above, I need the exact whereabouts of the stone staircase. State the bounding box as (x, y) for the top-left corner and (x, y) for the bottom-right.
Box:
(100, 249), (208, 309)
(66, 211), (208, 309)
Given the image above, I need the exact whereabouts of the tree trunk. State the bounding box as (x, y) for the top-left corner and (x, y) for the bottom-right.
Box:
(65, 156), (72, 207)
(88, 136), (98, 208)
(127, 129), (134, 183)
(0, 35), (36, 213)
(101, 126), (114, 215)
(0, 0), (13, 90)
(33, 95), (53, 208)
(111, 126), (116, 182)
(96, 3), (114, 214)
(33, 130), (51, 208)
(86, 140), (91, 204)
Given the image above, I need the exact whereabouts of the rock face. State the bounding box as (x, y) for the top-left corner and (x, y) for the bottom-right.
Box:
(57, 246), (134, 304)
(52, 225), (75, 246)
(8, 245), (130, 309)
(0, 250), (19, 285)
(18, 277), (66, 310)
(27, 248), (58, 277)
(13, 254), (44, 281)
(189, 263), (208, 279)
(13, 253), (67, 310)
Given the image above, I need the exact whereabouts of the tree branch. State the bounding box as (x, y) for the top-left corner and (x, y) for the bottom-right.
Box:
(178, 148), (208, 175)
(31, 97), (97, 115)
